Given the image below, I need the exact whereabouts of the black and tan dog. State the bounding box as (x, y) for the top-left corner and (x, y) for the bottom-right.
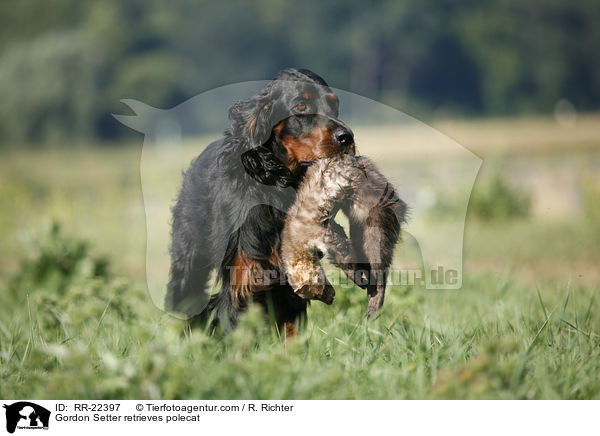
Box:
(166, 68), (405, 333)
(166, 69), (356, 333)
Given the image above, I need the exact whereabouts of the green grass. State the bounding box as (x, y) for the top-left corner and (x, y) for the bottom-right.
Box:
(1, 224), (599, 399)
(1, 115), (600, 399)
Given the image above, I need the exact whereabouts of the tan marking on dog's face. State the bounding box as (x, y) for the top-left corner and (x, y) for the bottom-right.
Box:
(326, 93), (339, 109)
(280, 126), (340, 170)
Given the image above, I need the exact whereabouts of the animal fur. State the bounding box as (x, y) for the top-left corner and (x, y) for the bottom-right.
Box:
(281, 154), (407, 316)
(165, 68), (358, 332)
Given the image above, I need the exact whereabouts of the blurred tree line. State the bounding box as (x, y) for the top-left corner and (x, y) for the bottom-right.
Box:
(0, 0), (598, 144)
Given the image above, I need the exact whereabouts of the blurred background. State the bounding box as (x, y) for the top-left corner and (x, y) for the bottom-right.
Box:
(0, 0), (600, 281)
(1, 0), (600, 400)
(1, 0), (599, 283)
(1, 0), (599, 144)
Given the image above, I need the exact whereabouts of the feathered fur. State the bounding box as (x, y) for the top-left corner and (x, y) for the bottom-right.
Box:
(165, 68), (357, 332)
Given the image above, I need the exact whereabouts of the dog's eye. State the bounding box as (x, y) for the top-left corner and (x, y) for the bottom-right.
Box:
(294, 102), (307, 112)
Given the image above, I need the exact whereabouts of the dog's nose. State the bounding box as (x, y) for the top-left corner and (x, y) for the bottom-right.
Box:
(334, 128), (354, 148)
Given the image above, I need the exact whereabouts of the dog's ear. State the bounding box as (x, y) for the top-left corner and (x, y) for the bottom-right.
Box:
(241, 145), (295, 188)
(249, 101), (275, 148)
(228, 92), (275, 148)
(230, 85), (295, 187)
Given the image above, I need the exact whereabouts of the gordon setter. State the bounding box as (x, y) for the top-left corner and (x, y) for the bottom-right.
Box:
(165, 68), (361, 333)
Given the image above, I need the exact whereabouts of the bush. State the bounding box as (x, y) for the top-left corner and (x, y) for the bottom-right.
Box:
(10, 222), (109, 298)
(468, 174), (531, 221)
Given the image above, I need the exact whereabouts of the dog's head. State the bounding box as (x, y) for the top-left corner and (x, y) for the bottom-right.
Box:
(230, 68), (354, 187)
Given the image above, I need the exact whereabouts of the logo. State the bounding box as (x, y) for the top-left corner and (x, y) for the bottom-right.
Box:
(3, 402), (50, 434)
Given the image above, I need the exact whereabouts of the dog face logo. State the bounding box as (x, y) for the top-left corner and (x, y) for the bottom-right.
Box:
(115, 80), (481, 316)
(3, 402), (50, 433)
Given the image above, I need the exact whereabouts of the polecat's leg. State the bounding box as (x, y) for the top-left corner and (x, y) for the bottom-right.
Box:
(355, 184), (405, 316)
(324, 220), (368, 289)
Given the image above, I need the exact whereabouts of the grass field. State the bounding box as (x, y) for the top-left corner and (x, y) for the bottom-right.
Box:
(1, 114), (600, 399)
